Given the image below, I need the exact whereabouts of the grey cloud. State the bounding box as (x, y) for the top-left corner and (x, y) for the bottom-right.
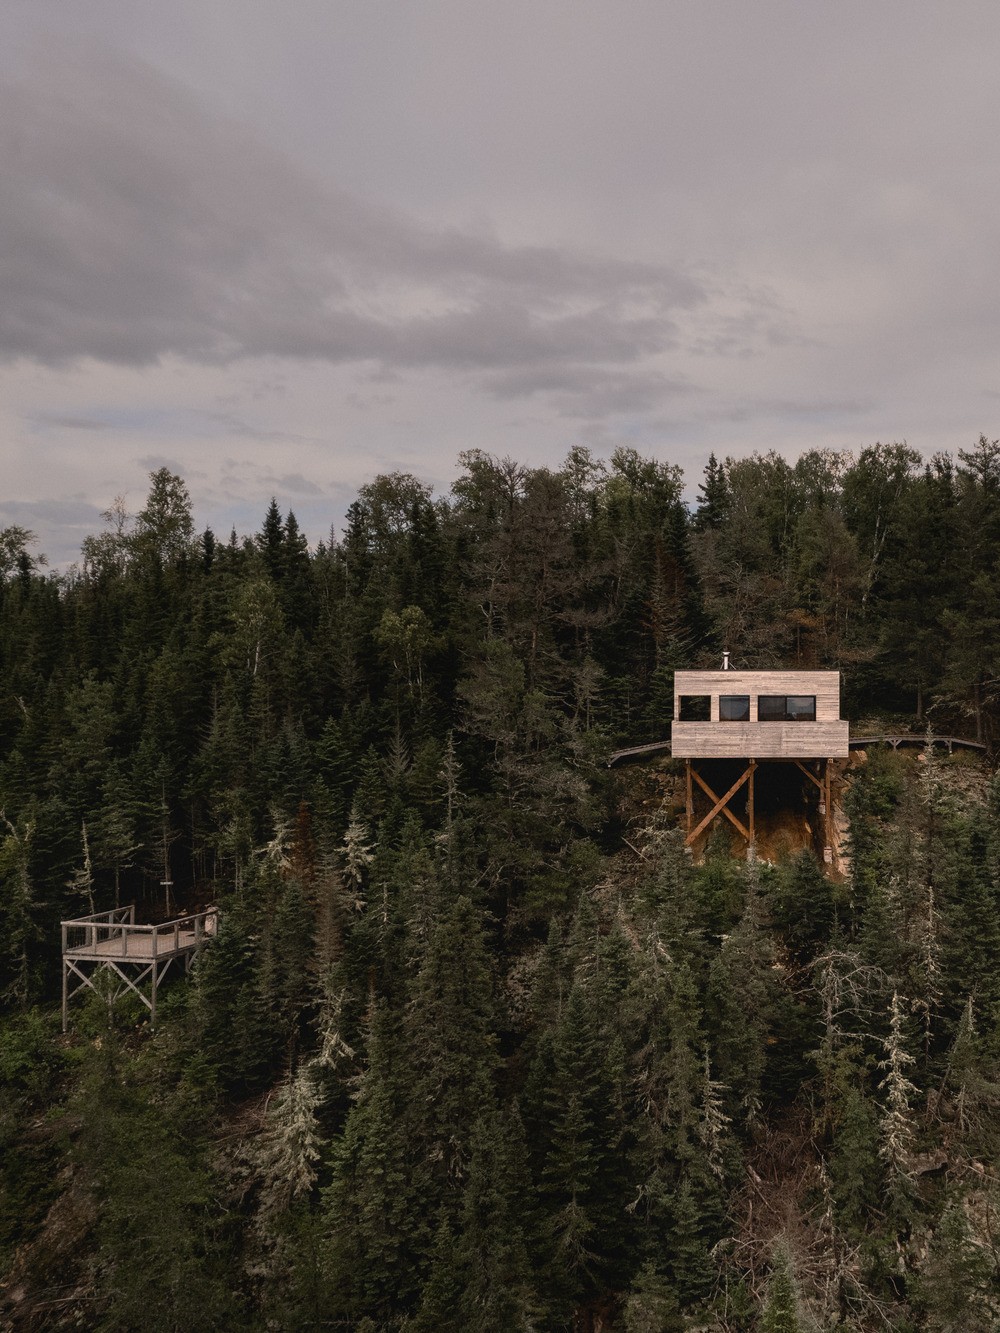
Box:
(30, 411), (107, 431)
(485, 365), (694, 419)
(134, 454), (203, 477)
(705, 398), (875, 426)
(276, 473), (322, 496)
(0, 44), (708, 408)
(0, 497), (105, 565)
(216, 458), (324, 498)
(199, 411), (316, 443)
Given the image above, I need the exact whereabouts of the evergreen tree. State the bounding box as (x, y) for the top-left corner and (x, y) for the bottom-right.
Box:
(405, 893), (499, 1194)
(323, 1003), (428, 1322)
(693, 452), (731, 532)
(760, 1242), (806, 1333)
(877, 990), (918, 1216)
(74, 1031), (240, 1331)
(537, 981), (627, 1323)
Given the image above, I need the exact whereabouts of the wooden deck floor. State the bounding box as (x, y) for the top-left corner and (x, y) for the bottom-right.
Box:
(65, 929), (201, 962)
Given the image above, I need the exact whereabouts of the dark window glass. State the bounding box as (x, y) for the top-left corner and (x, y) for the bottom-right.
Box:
(678, 695), (711, 721)
(757, 695), (786, 721)
(757, 695), (817, 721)
(719, 695), (750, 721)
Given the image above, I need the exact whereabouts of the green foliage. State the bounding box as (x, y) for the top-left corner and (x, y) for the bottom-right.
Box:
(72, 1031), (241, 1331)
(760, 1243), (806, 1332)
(4, 446), (1000, 1328)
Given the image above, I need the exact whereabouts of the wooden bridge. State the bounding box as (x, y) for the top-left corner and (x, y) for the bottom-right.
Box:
(61, 905), (218, 1030)
(607, 738), (672, 766)
(849, 734), (987, 754)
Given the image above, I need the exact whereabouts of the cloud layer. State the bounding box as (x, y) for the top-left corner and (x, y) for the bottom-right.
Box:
(3, 7), (1000, 566)
(1, 46), (721, 423)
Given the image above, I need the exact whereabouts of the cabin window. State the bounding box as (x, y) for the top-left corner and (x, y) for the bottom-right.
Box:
(678, 695), (711, 722)
(757, 695), (816, 722)
(719, 695), (750, 721)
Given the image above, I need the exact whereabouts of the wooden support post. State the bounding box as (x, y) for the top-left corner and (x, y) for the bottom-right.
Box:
(686, 763), (754, 846)
(685, 760), (693, 841)
(748, 759), (756, 847)
(61, 958), (68, 1034)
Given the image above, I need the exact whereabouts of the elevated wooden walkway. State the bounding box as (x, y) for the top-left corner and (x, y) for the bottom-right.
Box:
(607, 738), (672, 766)
(61, 905), (218, 1030)
(849, 734), (986, 754)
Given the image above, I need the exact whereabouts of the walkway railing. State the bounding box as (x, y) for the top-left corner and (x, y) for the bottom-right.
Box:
(62, 907), (218, 959)
(849, 734), (986, 754)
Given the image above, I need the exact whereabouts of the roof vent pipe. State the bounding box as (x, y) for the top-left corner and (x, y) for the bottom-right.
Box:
(722, 650), (730, 671)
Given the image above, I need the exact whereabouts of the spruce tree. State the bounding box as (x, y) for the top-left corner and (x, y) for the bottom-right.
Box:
(405, 893), (499, 1194)
(877, 991), (918, 1217)
(323, 1003), (428, 1323)
(760, 1243), (805, 1333)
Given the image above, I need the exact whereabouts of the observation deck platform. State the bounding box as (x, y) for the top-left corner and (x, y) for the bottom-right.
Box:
(61, 905), (217, 1030)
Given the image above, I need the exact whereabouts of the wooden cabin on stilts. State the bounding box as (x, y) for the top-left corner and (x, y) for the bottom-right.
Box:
(671, 655), (849, 864)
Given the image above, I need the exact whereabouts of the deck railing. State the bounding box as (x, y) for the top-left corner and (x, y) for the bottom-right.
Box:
(61, 907), (218, 958)
(61, 905), (135, 957)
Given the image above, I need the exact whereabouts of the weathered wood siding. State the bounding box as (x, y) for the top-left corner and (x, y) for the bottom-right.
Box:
(672, 670), (847, 758)
(671, 718), (849, 758)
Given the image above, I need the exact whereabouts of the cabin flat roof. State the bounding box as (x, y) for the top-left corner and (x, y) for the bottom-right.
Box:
(674, 668), (840, 680)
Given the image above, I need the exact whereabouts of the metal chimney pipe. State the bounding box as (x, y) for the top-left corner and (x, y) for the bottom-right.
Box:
(722, 650), (730, 670)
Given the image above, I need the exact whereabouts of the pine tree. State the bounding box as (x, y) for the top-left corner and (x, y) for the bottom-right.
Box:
(341, 802), (374, 901)
(259, 497), (284, 581)
(323, 1003), (428, 1322)
(919, 1195), (999, 1330)
(693, 453), (731, 532)
(623, 1261), (683, 1333)
(708, 849), (775, 1123)
(405, 893), (499, 1193)
(538, 981), (627, 1323)
(760, 1242), (806, 1333)
(451, 1107), (536, 1332)
(877, 991), (918, 1214)
(66, 820), (96, 916)
(0, 809), (43, 1008)
(74, 1031), (240, 1331)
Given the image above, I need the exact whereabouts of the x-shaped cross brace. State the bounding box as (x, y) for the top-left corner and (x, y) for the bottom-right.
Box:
(685, 760), (756, 846)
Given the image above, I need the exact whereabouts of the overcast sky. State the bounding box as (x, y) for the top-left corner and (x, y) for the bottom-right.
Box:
(3, 3), (1000, 563)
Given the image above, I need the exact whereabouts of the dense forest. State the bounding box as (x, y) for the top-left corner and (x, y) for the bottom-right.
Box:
(2, 440), (1000, 1330)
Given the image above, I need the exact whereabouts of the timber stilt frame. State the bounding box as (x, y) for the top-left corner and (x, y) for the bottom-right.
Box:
(684, 757), (836, 862)
(61, 905), (218, 1031)
(685, 759), (757, 847)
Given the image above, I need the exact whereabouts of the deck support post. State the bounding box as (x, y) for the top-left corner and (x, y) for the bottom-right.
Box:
(748, 759), (756, 848)
(685, 760), (693, 842)
(686, 761), (754, 848)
